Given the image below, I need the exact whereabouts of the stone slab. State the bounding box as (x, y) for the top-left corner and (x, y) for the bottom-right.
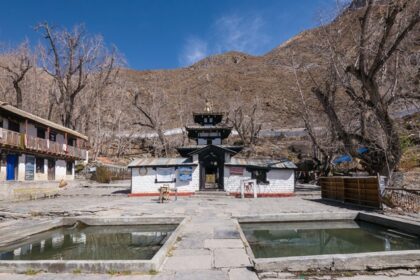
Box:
(214, 228), (240, 239)
(173, 270), (228, 280)
(214, 249), (251, 268)
(175, 238), (205, 249)
(204, 239), (244, 249)
(228, 268), (259, 280)
(163, 255), (212, 271)
(171, 249), (211, 256)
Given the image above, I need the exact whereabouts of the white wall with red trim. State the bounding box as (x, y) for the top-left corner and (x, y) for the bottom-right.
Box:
(131, 165), (199, 194)
(224, 166), (295, 195)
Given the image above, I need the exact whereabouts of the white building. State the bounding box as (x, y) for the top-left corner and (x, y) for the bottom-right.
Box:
(0, 101), (88, 200)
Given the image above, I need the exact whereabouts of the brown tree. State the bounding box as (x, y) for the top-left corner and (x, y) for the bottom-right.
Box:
(306, 0), (420, 177)
(228, 90), (262, 152)
(0, 41), (33, 109)
(36, 22), (120, 129)
(129, 87), (168, 156)
(287, 50), (336, 175)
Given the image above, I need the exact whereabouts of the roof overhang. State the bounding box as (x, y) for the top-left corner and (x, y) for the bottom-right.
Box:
(185, 126), (233, 139)
(187, 144), (239, 156)
(0, 101), (88, 140)
(128, 157), (197, 168)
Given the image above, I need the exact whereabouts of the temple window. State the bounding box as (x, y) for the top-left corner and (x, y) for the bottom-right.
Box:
(251, 169), (269, 185)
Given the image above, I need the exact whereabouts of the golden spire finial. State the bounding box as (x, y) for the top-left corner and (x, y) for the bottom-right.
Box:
(204, 98), (213, 112)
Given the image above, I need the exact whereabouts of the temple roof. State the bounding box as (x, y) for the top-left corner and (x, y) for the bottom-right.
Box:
(185, 125), (232, 139)
(225, 158), (297, 169)
(192, 112), (225, 126)
(128, 157), (197, 167)
(177, 145), (243, 157)
(185, 125), (232, 130)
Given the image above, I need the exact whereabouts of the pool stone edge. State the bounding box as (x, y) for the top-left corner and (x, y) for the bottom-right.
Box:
(236, 212), (420, 272)
(0, 216), (188, 274)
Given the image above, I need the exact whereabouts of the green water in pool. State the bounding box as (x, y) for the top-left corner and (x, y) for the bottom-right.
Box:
(240, 220), (420, 258)
(0, 224), (177, 260)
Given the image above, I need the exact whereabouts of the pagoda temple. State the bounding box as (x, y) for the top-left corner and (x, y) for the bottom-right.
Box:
(128, 101), (296, 196)
(177, 100), (243, 190)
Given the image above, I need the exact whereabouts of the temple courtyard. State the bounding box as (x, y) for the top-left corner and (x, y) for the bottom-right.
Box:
(0, 183), (418, 280)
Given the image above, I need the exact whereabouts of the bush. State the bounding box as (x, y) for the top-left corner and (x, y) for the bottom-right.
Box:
(91, 166), (112, 183)
(75, 163), (85, 174)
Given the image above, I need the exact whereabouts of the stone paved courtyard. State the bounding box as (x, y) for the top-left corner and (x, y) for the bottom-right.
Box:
(0, 184), (419, 280)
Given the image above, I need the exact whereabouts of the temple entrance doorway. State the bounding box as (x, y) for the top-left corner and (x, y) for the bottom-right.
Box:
(198, 147), (225, 191)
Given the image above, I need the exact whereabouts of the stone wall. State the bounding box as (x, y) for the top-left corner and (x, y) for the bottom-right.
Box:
(0, 180), (79, 201)
(392, 171), (420, 190)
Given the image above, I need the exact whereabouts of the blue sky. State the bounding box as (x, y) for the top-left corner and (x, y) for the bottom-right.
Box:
(0, 0), (344, 70)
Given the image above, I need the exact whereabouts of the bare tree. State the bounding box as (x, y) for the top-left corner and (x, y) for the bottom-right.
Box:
(287, 50), (335, 175)
(130, 87), (168, 156)
(306, 0), (420, 177)
(36, 22), (120, 129)
(0, 41), (33, 108)
(228, 90), (262, 152)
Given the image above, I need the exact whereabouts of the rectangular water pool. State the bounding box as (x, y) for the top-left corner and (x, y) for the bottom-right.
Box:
(241, 220), (420, 258)
(0, 224), (177, 261)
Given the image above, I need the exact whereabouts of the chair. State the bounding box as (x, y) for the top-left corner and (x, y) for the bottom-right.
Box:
(159, 185), (170, 203)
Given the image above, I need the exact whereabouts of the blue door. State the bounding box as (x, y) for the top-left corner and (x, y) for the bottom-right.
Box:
(6, 155), (18, 181)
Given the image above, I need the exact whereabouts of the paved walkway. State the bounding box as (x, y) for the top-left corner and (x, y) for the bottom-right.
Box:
(159, 204), (258, 279)
(0, 185), (418, 279)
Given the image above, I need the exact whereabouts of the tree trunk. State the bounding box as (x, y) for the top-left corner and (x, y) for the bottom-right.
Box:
(13, 81), (23, 109)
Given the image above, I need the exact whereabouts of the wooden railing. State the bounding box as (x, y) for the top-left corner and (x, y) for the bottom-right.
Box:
(26, 135), (48, 151)
(66, 145), (87, 159)
(0, 128), (87, 160)
(0, 128), (23, 147)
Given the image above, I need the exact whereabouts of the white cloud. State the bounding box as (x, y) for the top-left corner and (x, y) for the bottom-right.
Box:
(213, 14), (270, 54)
(178, 13), (271, 67)
(178, 37), (208, 66)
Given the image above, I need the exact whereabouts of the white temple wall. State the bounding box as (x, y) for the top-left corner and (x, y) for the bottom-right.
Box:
(131, 165), (199, 194)
(224, 166), (295, 194)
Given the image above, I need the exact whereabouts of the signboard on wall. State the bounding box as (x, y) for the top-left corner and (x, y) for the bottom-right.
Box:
(25, 156), (35, 181)
(178, 166), (192, 181)
(156, 167), (175, 182)
(230, 166), (244, 176)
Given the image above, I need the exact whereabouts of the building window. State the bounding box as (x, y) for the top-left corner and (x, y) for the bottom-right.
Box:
(36, 157), (45, 173)
(251, 169), (269, 185)
(67, 137), (75, 146)
(66, 161), (73, 175)
(8, 120), (20, 132)
(37, 127), (46, 139)
(49, 131), (57, 142)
